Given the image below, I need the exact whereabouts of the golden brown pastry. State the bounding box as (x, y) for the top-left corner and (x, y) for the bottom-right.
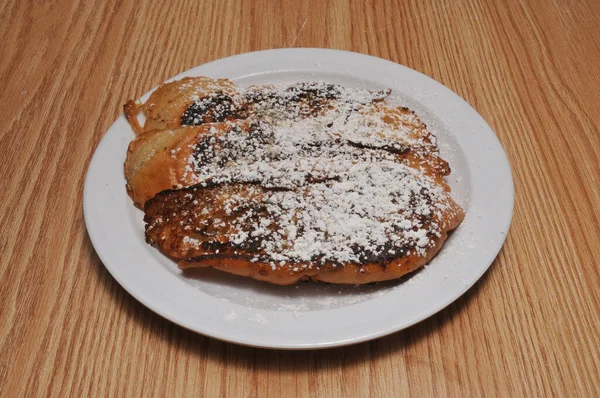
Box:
(124, 78), (465, 285)
(124, 76), (246, 135)
(124, 120), (254, 209)
(144, 174), (464, 285)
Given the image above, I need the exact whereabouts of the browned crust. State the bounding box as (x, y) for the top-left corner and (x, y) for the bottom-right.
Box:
(178, 225), (460, 286)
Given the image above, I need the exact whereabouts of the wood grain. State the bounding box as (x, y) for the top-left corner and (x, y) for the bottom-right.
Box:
(1, 0), (599, 396)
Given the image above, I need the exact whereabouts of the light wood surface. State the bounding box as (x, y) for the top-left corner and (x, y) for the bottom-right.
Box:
(1, 0), (599, 396)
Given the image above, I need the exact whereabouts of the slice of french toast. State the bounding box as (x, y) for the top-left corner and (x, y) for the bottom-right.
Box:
(144, 161), (464, 285)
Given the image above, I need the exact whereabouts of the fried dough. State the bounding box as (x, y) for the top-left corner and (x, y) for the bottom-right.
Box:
(123, 78), (465, 284)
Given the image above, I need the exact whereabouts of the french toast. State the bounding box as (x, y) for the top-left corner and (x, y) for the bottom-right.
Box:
(124, 78), (465, 285)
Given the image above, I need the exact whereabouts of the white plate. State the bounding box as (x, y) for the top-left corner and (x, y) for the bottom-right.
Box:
(84, 49), (513, 349)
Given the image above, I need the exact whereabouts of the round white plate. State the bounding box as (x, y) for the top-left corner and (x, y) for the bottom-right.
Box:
(84, 49), (513, 349)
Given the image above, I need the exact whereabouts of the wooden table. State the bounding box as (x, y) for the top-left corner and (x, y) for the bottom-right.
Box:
(1, 0), (599, 396)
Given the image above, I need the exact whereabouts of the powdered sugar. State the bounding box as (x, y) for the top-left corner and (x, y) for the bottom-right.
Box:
(221, 161), (447, 264)
(148, 82), (462, 267)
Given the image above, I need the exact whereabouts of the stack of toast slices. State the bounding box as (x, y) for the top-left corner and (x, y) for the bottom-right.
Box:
(124, 77), (465, 285)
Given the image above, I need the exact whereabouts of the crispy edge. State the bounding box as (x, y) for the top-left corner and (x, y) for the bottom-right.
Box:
(124, 100), (144, 136)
